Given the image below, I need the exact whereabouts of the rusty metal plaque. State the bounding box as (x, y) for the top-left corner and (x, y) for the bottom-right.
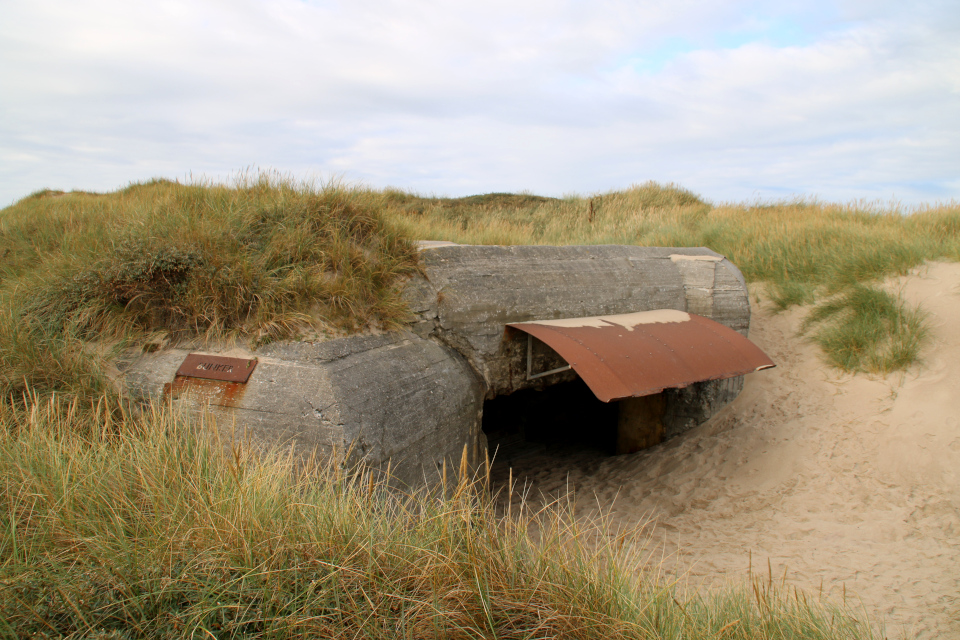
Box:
(175, 353), (258, 383)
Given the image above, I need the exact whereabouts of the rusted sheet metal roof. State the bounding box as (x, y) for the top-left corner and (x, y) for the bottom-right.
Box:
(507, 310), (774, 402)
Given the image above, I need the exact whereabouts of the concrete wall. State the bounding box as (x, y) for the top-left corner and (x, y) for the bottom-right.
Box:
(119, 245), (753, 484)
(119, 332), (484, 487)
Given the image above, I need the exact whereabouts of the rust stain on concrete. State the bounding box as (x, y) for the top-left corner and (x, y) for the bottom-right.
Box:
(163, 376), (248, 408)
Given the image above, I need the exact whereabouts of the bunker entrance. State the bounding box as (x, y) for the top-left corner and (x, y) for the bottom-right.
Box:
(482, 377), (672, 463)
(482, 378), (620, 459)
(487, 309), (776, 466)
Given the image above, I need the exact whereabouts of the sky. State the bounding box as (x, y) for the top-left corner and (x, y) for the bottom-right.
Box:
(2, 0), (959, 208)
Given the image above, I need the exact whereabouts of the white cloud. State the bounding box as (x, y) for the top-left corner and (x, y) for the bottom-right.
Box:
(0, 0), (957, 206)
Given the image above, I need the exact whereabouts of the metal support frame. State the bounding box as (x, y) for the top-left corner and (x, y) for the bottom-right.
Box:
(526, 334), (572, 381)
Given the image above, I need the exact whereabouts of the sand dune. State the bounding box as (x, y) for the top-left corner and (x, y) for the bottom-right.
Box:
(491, 261), (960, 639)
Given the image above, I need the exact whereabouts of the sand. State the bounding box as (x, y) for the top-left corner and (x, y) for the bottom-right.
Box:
(490, 261), (960, 639)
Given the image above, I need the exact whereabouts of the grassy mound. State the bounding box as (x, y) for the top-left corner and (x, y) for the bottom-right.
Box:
(0, 175), (418, 398)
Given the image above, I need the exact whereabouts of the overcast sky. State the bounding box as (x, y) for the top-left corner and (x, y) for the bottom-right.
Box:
(2, 0), (958, 207)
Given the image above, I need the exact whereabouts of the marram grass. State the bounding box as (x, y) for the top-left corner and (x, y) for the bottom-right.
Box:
(380, 185), (958, 374)
(11, 176), (419, 340)
(802, 284), (929, 373)
(3, 177), (958, 394)
(0, 174), (419, 398)
(0, 396), (882, 639)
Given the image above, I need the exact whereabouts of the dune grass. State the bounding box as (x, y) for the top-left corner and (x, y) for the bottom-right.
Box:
(3, 177), (955, 390)
(0, 175), (419, 399)
(0, 396), (881, 639)
(802, 284), (929, 373)
(10, 176), (419, 338)
(381, 184), (959, 374)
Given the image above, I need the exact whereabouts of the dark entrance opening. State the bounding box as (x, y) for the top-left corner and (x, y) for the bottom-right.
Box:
(481, 378), (619, 464)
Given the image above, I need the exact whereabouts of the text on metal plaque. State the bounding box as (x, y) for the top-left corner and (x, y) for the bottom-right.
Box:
(175, 353), (258, 383)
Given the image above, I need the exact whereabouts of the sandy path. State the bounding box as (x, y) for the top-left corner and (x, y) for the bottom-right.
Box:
(490, 262), (960, 639)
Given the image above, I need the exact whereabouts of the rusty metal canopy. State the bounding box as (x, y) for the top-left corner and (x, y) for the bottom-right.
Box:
(507, 310), (774, 403)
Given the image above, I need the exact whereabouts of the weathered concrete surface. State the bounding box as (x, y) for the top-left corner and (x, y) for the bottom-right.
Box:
(404, 245), (751, 397)
(119, 332), (484, 487)
(119, 244), (756, 483)
(661, 376), (745, 440)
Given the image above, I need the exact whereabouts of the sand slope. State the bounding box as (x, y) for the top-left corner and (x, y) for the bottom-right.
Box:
(491, 261), (960, 639)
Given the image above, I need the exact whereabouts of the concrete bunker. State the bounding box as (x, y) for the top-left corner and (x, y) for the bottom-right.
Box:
(119, 244), (774, 487)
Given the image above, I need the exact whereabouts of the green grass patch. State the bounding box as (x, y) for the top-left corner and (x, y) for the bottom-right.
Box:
(803, 285), (929, 374)
(768, 281), (818, 310)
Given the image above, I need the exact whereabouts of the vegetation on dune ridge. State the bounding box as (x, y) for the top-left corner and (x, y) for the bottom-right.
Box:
(384, 182), (959, 375)
(3, 176), (956, 393)
(0, 397), (882, 639)
(0, 175), (419, 399)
